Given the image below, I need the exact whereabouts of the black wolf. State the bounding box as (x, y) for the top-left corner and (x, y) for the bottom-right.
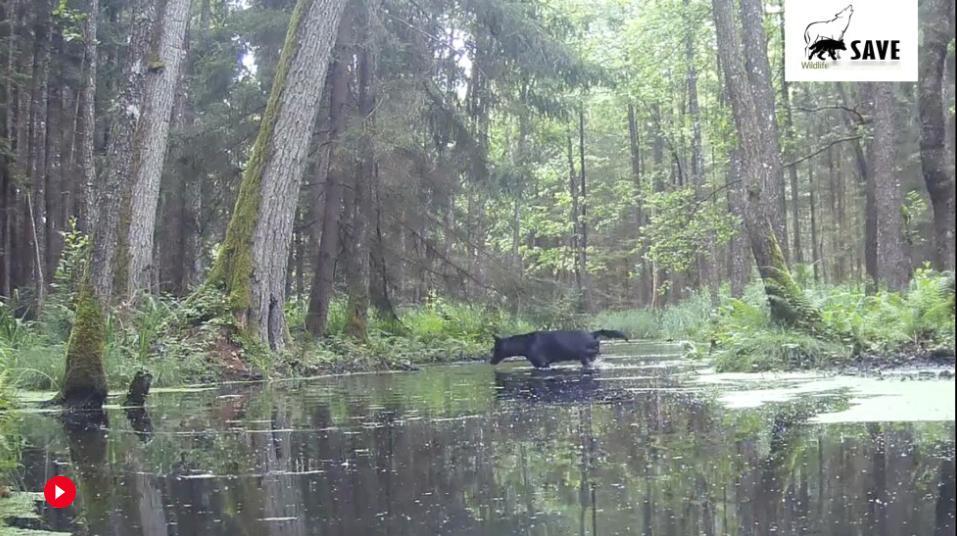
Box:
(808, 38), (846, 60)
(490, 329), (629, 369)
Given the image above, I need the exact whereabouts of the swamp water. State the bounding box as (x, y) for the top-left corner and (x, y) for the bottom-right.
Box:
(5, 342), (956, 535)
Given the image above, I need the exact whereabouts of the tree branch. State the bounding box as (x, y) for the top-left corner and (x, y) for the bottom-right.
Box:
(796, 104), (867, 124)
(784, 135), (862, 167)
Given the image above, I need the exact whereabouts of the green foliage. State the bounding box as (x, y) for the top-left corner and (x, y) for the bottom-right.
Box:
(643, 187), (736, 272)
(712, 269), (956, 371)
(0, 355), (20, 481)
(590, 290), (714, 340)
(901, 190), (930, 248)
(711, 296), (847, 371)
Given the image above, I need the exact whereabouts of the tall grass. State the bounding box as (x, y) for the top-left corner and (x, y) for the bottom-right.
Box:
(0, 348), (20, 484)
(589, 290), (715, 340)
(281, 297), (536, 374)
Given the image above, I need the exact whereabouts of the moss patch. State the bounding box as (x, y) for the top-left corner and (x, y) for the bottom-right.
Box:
(760, 229), (822, 332)
(60, 284), (108, 408)
(207, 0), (311, 333)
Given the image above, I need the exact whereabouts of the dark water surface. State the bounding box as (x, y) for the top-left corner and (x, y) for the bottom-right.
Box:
(12, 342), (957, 535)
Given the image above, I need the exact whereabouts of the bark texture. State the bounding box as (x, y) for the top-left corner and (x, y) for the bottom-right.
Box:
(306, 13), (353, 337)
(124, 0), (191, 296)
(90, 0), (157, 300)
(77, 0), (99, 232)
(712, 0), (818, 329)
(344, 35), (375, 340)
(738, 0), (788, 262)
(208, 0), (347, 349)
(868, 83), (909, 290)
(918, 0), (956, 271)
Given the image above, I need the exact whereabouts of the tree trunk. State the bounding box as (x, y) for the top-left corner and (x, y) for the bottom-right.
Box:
(918, 0), (956, 271)
(684, 0), (713, 297)
(124, 0), (191, 296)
(578, 104), (590, 312)
(778, 11), (802, 266)
(90, 0), (157, 301)
(305, 13), (352, 337)
(712, 0), (818, 329)
(76, 0), (99, 233)
(626, 102), (647, 305)
(28, 0), (52, 309)
(1, 0), (16, 297)
(45, 44), (63, 282)
(738, 0), (788, 263)
(60, 282), (108, 409)
(344, 28), (375, 341)
(868, 83), (909, 290)
(566, 129), (582, 301)
(370, 179), (399, 324)
(208, 0), (348, 349)
(727, 148), (750, 297)
(808, 148), (820, 282)
(827, 145), (846, 281)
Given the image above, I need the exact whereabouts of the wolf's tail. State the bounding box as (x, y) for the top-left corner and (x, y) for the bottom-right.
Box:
(591, 329), (629, 341)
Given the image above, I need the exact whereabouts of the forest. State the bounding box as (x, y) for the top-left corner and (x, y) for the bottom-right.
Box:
(0, 0), (953, 402)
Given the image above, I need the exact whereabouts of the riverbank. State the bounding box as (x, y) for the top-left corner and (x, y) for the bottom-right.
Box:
(0, 269), (953, 392)
(595, 269), (955, 373)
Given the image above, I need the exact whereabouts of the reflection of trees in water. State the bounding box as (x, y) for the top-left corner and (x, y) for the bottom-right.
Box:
(20, 374), (957, 536)
(62, 410), (111, 535)
(935, 430), (956, 536)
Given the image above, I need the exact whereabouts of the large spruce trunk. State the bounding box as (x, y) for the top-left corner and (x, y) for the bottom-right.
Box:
(868, 83), (910, 290)
(305, 14), (353, 337)
(918, 0), (956, 271)
(124, 0), (192, 296)
(76, 0), (99, 233)
(343, 36), (375, 340)
(208, 0), (347, 349)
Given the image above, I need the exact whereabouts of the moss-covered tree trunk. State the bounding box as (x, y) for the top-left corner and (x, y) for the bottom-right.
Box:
(208, 0), (347, 349)
(712, 0), (819, 330)
(61, 283), (108, 409)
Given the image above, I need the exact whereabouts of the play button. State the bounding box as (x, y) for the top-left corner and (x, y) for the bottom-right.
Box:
(43, 476), (76, 509)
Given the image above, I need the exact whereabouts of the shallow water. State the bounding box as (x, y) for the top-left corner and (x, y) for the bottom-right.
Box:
(7, 342), (957, 535)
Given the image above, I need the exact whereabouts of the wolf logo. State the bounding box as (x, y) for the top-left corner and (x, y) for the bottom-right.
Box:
(804, 4), (853, 60)
(807, 38), (846, 60)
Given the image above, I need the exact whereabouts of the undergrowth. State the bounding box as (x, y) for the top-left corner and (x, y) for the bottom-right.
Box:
(1, 237), (953, 390)
(710, 266), (955, 371)
(0, 288), (535, 390)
